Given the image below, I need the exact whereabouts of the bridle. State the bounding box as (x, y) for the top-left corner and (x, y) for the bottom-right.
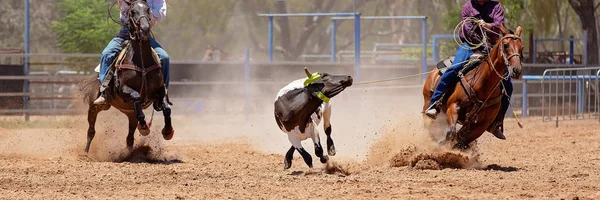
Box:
(490, 34), (523, 81)
(127, 0), (151, 40)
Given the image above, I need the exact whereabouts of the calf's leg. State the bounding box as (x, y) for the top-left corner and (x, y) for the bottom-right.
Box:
(284, 146), (295, 169)
(311, 126), (328, 164)
(287, 133), (312, 168)
(323, 104), (336, 156)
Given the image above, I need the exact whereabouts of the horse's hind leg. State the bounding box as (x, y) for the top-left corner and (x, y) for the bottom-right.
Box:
(123, 85), (150, 136)
(85, 104), (110, 153)
(158, 87), (174, 140)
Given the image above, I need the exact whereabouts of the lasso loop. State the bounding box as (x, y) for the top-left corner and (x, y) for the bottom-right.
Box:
(453, 17), (502, 50)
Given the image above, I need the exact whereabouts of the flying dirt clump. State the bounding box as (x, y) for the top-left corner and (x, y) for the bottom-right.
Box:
(324, 160), (355, 176)
(366, 113), (481, 170)
(389, 146), (478, 170)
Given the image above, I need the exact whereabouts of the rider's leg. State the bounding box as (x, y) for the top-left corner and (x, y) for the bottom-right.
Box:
(150, 37), (170, 88)
(94, 37), (125, 105)
(425, 43), (474, 119)
(489, 77), (513, 140)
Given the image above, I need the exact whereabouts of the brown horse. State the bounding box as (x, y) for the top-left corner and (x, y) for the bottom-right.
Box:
(422, 25), (524, 149)
(82, 0), (174, 153)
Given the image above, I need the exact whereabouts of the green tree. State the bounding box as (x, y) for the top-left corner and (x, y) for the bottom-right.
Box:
(51, 0), (120, 54)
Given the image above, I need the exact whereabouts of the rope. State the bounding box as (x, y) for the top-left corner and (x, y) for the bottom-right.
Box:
(355, 70), (433, 85)
(148, 109), (155, 127)
(453, 17), (502, 51)
(354, 59), (472, 85)
(500, 80), (524, 128)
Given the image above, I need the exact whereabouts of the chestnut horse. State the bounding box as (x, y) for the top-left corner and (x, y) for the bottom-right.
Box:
(422, 25), (524, 149)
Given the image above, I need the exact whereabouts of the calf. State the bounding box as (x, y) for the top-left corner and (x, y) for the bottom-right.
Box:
(274, 68), (353, 169)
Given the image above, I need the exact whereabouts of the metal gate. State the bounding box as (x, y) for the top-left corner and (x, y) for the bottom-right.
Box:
(541, 67), (600, 125)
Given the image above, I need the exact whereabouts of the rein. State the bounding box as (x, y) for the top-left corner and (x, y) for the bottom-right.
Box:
(116, 0), (161, 103)
(460, 34), (522, 121)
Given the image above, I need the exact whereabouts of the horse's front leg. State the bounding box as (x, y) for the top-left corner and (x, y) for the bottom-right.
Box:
(159, 88), (174, 140)
(126, 113), (137, 150)
(85, 104), (110, 153)
(123, 85), (150, 136)
(441, 102), (460, 145)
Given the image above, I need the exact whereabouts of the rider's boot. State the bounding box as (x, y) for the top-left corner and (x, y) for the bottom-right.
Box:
(424, 103), (440, 120)
(487, 120), (506, 140)
(93, 90), (107, 105)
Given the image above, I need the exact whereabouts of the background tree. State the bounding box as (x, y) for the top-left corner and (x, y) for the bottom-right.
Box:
(568, 0), (599, 65)
(51, 0), (120, 54)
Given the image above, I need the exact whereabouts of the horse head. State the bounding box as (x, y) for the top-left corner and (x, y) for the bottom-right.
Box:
(498, 24), (524, 79)
(125, 0), (152, 41)
(303, 68), (353, 99)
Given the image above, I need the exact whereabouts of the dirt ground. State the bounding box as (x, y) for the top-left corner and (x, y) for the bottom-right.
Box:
(0, 90), (599, 199)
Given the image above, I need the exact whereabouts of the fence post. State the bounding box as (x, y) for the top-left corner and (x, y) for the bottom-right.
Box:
(421, 18), (428, 82)
(268, 16), (273, 62)
(354, 13), (361, 82)
(244, 49), (250, 118)
(331, 19), (337, 63)
(569, 35), (574, 64)
(583, 30), (588, 67)
(578, 78), (584, 116)
(522, 80), (528, 117)
(24, 0), (30, 121)
(432, 36), (438, 63)
(532, 39), (537, 64)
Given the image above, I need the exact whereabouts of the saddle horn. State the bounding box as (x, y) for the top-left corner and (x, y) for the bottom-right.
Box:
(304, 67), (312, 77)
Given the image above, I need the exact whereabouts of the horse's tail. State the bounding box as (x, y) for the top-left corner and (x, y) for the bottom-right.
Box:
(81, 75), (101, 105)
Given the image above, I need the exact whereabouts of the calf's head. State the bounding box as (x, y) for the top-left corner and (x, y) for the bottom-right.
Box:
(303, 67), (353, 102)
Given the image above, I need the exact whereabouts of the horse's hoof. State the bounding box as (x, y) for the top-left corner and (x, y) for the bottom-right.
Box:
(453, 143), (469, 150)
(327, 145), (336, 156)
(138, 123), (151, 136)
(320, 155), (329, 164)
(162, 128), (174, 140)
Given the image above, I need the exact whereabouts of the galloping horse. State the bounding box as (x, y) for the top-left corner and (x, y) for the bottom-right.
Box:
(83, 0), (174, 152)
(422, 25), (524, 149)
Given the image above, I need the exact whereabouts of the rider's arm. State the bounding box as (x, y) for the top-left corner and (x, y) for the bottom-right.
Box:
(148, 0), (167, 22)
(490, 3), (505, 30)
(460, 4), (480, 43)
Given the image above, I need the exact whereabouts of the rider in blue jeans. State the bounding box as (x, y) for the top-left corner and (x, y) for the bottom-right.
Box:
(424, 0), (512, 140)
(94, 0), (169, 104)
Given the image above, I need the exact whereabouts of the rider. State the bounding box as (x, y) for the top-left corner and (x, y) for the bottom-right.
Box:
(424, 0), (512, 140)
(94, 0), (170, 104)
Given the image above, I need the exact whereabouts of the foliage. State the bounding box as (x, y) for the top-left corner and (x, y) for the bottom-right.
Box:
(0, 0), (586, 62)
(51, 0), (120, 54)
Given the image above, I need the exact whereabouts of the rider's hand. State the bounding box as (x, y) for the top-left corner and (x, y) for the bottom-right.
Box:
(477, 20), (492, 29)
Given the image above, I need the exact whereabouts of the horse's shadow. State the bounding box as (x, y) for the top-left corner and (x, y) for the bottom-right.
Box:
(480, 164), (519, 172)
(121, 145), (184, 164)
(288, 171), (304, 176)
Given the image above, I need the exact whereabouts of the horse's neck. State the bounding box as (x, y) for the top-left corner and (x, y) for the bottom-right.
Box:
(471, 43), (506, 96)
(489, 43), (507, 81)
(131, 40), (156, 68)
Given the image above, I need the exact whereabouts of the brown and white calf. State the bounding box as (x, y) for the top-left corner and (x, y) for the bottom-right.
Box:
(274, 68), (353, 169)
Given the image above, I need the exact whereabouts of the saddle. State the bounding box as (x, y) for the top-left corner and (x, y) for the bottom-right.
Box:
(96, 40), (164, 104)
(94, 41), (161, 73)
(436, 52), (485, 76)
